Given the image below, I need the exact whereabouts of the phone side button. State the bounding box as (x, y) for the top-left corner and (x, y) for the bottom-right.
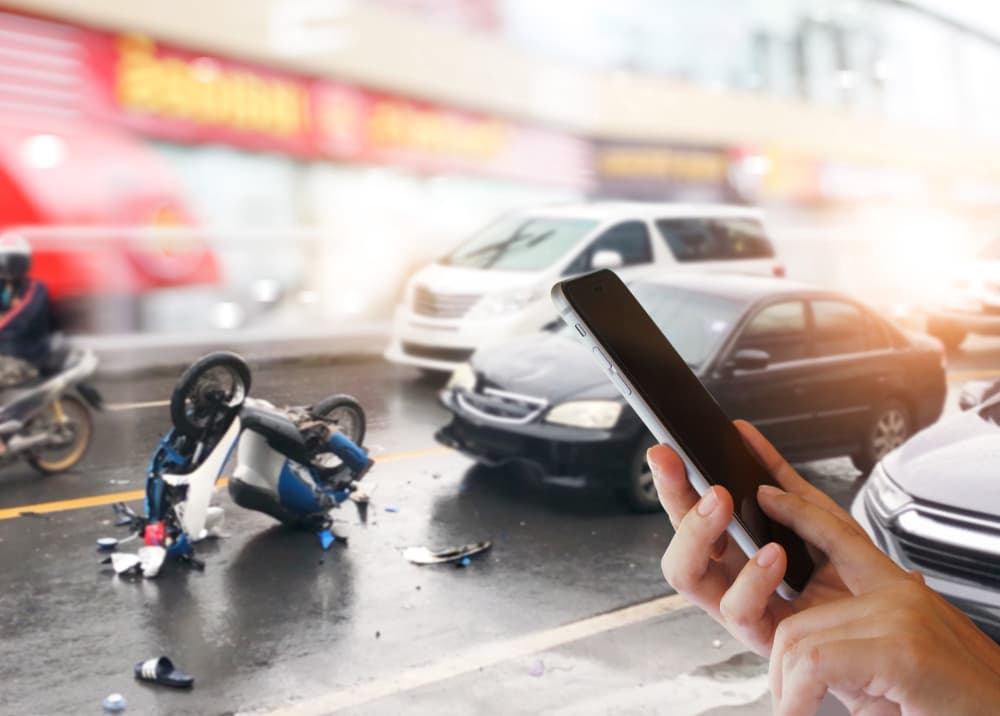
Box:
(575, 323), (587, 337)
(592, 346), (612, 371)
(611, 373), (632, 396)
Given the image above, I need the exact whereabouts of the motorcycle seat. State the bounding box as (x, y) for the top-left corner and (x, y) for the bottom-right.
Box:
(240, 403), (311, 464)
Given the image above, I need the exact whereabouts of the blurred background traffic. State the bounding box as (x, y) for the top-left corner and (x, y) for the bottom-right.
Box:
(2, 0), (1000, 339)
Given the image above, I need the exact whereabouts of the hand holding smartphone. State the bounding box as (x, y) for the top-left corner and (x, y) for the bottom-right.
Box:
(551, 269), (814, 598)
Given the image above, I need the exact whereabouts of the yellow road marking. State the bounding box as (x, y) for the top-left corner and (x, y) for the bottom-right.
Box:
(259, 593), (692, 715)
(947, 369), (1000, 383)
(105, 400), (170, 412)
(0, 446), (453, 521)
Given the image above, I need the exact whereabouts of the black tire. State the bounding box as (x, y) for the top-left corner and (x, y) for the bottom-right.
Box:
(170, 352), (251, 437)
(621, 433), (660, 513)
(927, 317), (966, 351)
(28, 396), (93, 474)
(310, 394), (366, 445)
(851, 399), (911, 475)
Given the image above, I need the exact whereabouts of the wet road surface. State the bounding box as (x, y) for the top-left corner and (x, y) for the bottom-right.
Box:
(1, 338), (997, 715)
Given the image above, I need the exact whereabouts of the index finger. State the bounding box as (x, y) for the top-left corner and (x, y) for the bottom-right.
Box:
(757, 486), (904, 594)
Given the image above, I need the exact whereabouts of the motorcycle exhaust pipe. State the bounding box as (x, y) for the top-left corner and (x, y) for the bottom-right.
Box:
(8, 431), (59, 452)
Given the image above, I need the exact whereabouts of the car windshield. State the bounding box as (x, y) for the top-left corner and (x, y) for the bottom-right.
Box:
(442, 215), (597, 271)
(560, 282), (743, 368)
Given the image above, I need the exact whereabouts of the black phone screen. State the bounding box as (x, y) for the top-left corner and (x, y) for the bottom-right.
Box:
(561, 270), (814, 593)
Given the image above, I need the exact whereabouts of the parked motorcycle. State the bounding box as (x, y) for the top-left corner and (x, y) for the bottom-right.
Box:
(0, 340), (102, 473)
(114, 351), (371, 566)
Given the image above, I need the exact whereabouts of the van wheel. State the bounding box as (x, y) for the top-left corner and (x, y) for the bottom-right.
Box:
(851, 399), (911, 475)
(621, 435), (660, 513)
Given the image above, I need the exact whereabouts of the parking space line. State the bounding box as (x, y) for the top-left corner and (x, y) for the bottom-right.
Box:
(260, 593), (691, 715)
(947, 369), (1000, 383)
(0, 446), (452, 521)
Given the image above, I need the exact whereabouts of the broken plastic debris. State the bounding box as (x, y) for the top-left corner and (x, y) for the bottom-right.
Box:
(103, 546), (166, 578)
(138, 546), (166, 578)
(403, 540), (492, 565)
(527, 658), (545, 678)
(195, 506), (226, 541)
(102, 692), (127, 712)
(383, 506), (400, 513)
(456, 557), (471, 568)
(97, 537), (118, 551)
(318, 529), (335, 550)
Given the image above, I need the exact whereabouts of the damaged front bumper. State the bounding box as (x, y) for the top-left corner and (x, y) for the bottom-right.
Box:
(435, 415), (636, 488)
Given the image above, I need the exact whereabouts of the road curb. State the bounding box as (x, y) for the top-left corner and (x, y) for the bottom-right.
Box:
(74, 324), (391, 378)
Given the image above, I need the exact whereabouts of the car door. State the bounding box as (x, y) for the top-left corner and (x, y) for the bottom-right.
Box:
(805, 298), (895, 453)
(709, 299), (818, 456)
(563, 220), (655, 281)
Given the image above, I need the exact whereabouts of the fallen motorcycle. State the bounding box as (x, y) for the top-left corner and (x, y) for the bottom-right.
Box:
(0, 339), (102, 473)
(112, 351), (372, 567)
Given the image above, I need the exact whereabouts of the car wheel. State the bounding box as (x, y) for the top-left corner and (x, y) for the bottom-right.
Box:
(851, 399), (911, 475)
(621, 434), (660, 513)
(927, 317), (967, 351)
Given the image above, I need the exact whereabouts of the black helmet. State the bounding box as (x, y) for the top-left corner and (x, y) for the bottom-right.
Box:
(0, 233), (31, 280)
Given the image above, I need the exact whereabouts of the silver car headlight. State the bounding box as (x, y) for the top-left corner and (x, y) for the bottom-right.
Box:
(545, 400), (622, 429)
(865, 461), (913, 519)
(446, 363), (476, 392)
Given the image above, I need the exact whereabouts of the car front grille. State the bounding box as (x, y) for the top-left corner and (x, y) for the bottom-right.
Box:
(891, 507), (1000, 589)
(413, 286), (481, 319)
(455, 387), (548, 425)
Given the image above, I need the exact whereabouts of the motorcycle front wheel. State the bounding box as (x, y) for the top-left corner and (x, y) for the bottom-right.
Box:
(310, 394), (366, 445)
(28, 395), (93, 474)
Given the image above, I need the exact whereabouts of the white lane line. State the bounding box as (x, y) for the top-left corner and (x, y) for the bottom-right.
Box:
(257, 593), (691, 716)
(105, 399), (170, 412)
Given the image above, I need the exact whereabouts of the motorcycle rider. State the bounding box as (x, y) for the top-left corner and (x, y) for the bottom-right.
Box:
(0, 234), (50, 388)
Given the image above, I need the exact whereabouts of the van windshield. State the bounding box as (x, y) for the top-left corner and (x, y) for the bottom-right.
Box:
(443, 216), (598, 271)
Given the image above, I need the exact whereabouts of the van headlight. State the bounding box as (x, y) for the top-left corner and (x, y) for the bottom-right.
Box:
(467, 288), (540, 320)
(545, 400), (622, 429)
(865, 462), (913, 519)
(446, 363), (476, 392)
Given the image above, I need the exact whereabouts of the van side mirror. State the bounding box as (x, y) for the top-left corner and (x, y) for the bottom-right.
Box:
(591, 250), (624, 270)
(729, 348), (770, 372)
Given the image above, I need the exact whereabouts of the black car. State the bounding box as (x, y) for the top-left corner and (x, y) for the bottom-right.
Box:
(436, 273), (947, 512)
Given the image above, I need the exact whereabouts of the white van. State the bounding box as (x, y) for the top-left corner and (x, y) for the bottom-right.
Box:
(385, 202), (784, 372)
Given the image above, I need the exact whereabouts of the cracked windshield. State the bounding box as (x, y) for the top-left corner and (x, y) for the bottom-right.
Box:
(2, 1), (1000, 715)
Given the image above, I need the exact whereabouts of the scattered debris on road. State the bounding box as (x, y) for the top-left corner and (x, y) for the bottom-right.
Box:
(134, 656), (195, 689)
(383, 505), (400, 513)
(403, 540), (492, 566)
(102, 692), (127, 712)
(102, 546), (166, 578)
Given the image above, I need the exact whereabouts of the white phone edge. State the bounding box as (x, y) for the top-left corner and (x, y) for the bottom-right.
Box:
(551, 282), (801, 601)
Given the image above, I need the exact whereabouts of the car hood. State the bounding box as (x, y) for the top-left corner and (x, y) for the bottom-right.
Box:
(883, 403), (1000, 514)
(470, 333), (619, 404)
(413, 262), (543, 295)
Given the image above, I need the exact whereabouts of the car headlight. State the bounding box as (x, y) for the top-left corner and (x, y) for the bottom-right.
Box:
(446, 363), (476, 392)
(545, 400), (622, 429)
(865, 462), (913, 519)
(466, 288), (540, 320)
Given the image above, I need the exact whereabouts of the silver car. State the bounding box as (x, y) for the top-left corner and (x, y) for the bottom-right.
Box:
(851, 392), (1000, 639)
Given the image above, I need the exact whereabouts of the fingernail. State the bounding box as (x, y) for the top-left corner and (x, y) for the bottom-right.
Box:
(697, 489), (718, 516)
(756, 543), (779, 568)
(758, 484), (783, 498)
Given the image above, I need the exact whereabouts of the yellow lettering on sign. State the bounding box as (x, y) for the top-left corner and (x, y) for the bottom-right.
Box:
(113, 34), (309, 138)
(598, 149), (726, 182)
(364, 99), (507, 161)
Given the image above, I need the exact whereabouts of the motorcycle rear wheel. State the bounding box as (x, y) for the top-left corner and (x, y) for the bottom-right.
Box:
(28, 395), (93, 474)
(310, 394), (366, 445)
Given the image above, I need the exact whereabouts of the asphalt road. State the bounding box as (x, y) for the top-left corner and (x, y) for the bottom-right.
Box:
(1, 338), (997, 716)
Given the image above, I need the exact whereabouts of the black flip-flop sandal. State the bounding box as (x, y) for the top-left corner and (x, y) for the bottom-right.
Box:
(134, 656), (194, 689)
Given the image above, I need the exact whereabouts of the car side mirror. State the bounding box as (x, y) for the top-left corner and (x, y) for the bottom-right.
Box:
(591, 250), (624, 270)
(729, 348), (770, 372)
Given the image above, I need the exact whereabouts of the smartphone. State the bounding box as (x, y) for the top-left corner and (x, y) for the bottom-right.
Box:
(552, 269), (814, 599)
